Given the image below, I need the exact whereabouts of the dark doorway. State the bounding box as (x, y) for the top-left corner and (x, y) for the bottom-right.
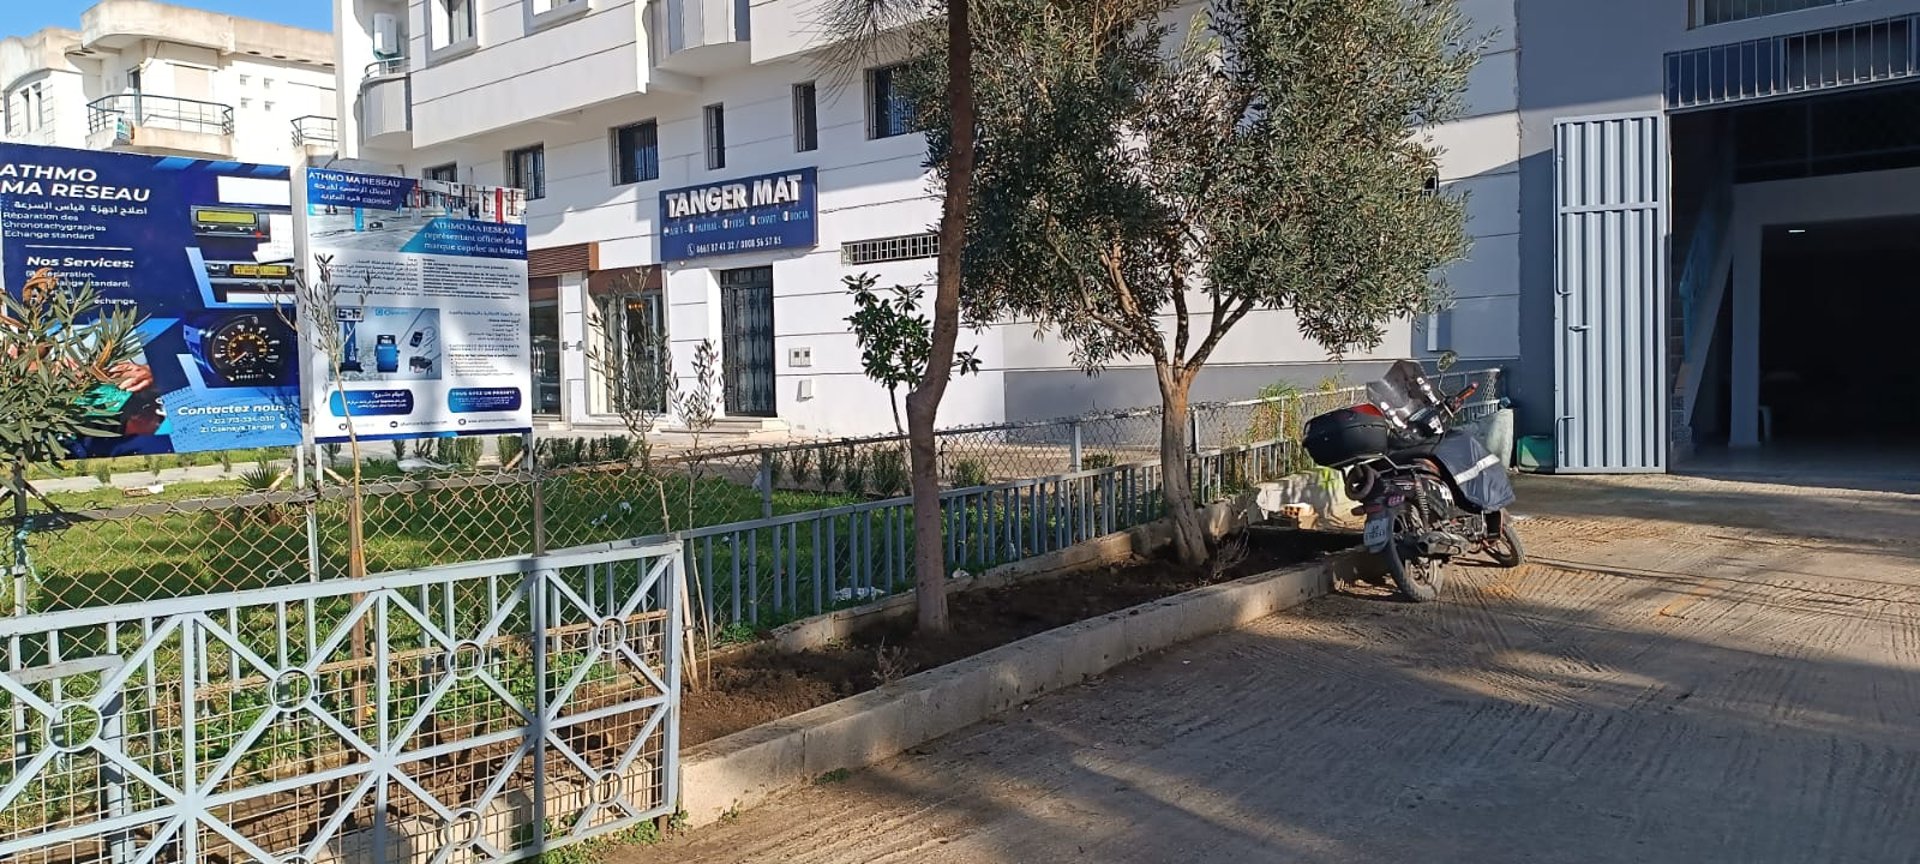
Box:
(719, 266), (776, 417)
(1761, 216), (1920, 442)
(529, 302), (562, 417)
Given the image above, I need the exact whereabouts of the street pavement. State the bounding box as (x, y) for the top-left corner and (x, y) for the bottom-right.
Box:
(617, 471), (1920, 864)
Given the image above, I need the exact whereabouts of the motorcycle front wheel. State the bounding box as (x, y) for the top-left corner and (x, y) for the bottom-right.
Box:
(1382, 511), (1447, 603)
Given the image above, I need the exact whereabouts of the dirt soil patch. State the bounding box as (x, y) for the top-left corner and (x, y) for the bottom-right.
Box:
(680, 527), (1355, 747)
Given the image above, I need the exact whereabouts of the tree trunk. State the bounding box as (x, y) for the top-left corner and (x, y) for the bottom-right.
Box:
(889, 385), (904, 436)
(904, 0), (977, 635)
(1157, 366), (1209, 568)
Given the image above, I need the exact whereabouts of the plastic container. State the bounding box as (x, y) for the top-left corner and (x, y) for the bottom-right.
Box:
(1516, 435), (1554, 471)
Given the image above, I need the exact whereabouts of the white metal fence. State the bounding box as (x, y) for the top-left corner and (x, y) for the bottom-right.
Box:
(0, 540), (683, 864)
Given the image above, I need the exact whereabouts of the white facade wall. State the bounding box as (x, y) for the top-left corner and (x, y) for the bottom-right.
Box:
(340, 0), (1520, 437)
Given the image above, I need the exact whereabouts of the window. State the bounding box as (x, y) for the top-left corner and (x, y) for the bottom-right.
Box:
(240, 97), (252, 110)
(530, 0), (588, 14)
(425, 162), (458, 182)
(612, 120), (660, 185)
(1693, 0), (1845, 27)
(704, 103), (726, 170)
(507, 145), (545, 199)
(867, 64), (914, 139)
(263, 101), (275, 112)
(792, 82), (818, 152)
(238, 74), (250, 86)
(842, 232), (938, 265)
(434, 0), (477, 48)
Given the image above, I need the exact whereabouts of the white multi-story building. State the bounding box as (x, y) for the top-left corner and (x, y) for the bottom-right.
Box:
(335, 0), (1452, 437)
(0, 0), (338, 166)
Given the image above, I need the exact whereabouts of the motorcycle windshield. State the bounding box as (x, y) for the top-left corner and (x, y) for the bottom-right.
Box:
(1364, 360), (1440, 430)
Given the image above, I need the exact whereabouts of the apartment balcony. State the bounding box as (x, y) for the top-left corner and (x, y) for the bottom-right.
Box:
(291, 114), (338, 160)
(86, 93), (233, 159)
(651, 0), (750, 75)
(359, 58), (412, 149)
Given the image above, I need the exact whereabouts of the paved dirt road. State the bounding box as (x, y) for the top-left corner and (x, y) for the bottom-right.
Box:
(618, 473), (1920, 863)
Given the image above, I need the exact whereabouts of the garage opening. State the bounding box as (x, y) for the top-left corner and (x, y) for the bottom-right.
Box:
(1760, 217), (1920, 444)
(1672, 83), (1920, 460)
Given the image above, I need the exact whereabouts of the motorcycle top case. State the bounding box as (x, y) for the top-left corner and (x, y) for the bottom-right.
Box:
(1303, 408), (1392, 468)
(1432, 431), (1515, 512)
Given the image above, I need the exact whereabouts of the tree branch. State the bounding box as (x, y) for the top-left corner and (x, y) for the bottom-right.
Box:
(1184, 295), (1257, 383)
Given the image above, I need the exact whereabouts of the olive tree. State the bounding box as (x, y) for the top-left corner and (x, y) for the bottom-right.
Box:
(924, 0), (1480, 566)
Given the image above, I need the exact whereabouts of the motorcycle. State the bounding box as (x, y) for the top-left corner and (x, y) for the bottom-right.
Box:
(1302, 359), (1523, 602)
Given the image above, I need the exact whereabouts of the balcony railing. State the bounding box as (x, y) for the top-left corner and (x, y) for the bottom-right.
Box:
(291, 115), (338, 146)
(87, 93), (234, 139)
(365, 57), (406, 78)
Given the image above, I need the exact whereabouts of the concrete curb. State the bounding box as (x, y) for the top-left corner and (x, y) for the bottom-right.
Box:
(677, 545), (1381, 827)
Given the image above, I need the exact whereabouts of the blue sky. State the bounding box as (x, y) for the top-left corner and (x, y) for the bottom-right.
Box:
(0, 1), (332, 39)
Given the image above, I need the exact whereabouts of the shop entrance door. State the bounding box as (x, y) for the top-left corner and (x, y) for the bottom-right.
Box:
(719, 266), (776, 417)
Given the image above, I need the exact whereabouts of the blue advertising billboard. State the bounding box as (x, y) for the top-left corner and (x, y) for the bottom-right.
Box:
(659, 167), (817, 261)
(0, 144), (301, 457)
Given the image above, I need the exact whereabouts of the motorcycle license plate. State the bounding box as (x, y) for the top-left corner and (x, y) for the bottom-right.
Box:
(1363, 515), (1392, 551)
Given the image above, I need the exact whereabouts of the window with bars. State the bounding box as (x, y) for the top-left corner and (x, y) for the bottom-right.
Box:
(793, 82), (818, 152)
(704, 103), (726, 170)
(507, 144), (545, 199)
(1693, 0), (1848, 27)
(613, 120), (660, 184)
(867, 64), (915, 139)
(425, 163), (458, 182)
(842, 232), (938, 265)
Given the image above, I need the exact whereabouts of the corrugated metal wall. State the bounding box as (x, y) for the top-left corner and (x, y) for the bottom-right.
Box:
(1553, 113), (1670, 473)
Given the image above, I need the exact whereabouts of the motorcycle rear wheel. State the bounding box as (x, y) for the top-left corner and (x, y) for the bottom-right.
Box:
(1488, 517), (1525, 568)
(1382, 512), (1447, 602)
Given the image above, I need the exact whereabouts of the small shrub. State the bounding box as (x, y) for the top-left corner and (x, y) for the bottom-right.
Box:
(767, 452), (786, 488)
(238, 464), (277, 492)
(93, 463), (112, 486)
(362, 457), (403, 479)
(498, 435), (526, 468)
(176, 452), (200, 469)
(818, 445), (845, 489)
(321, 443), (342, 467)
(391, 440), (409, 461)
(216, 450), (235, 474)
(442, 437), (482, 469)
(1080, 452), (1116, 471)
(843, 447), (870, 498)
(870, 446), (907, 497)
(605, 435), (633, 464)
(143, 454), (162, 477)
(789, 446), (814, 484)
(950, 458), (989, 488)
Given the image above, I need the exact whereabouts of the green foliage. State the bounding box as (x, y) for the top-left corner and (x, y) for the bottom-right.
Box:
(950, 457), (989, 488)
(0, 270), (146, 471)
(789, 446), (815, 484)
(143, 454), (162, 477)
(934, 0), (1478, 362)
(391, 439), (409, 461)
(818, 444), (844, 489)
(870, 446), (908, 497)
(321, 443), (342, 467)
(816, 768), (852, 785)
(843, 446), (869, 498)
(842, 273), (982, 433)
(1079, 453), (1116, 471)
(92, 463), (112, 486)
(238, 464), (278, 492)
(436, 436), (483, 469)
(498, 434), (526, 468)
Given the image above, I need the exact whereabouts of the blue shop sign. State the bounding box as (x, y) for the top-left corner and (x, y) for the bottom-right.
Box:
(659, 167), (816, 261)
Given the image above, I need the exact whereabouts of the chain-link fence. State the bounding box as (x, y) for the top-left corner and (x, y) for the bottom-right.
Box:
(5, 369), (1504, 622)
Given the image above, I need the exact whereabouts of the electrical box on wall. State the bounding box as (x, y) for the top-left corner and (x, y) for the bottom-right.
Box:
(789, 346), (812, 368)
(796, 379), (814, 400)
(373, 13), (401, 58)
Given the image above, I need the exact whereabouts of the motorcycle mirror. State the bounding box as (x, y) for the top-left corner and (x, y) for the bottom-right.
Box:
(1436, 350), (1459, 372)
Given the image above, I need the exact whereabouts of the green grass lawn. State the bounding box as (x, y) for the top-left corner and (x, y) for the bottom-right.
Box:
(17, 468), (859, 612)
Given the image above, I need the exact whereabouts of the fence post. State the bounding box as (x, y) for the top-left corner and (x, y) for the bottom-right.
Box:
(759, 451), (774, 520)
(1187, 406), (1200, 455)
(304, 444), (322, 582)
(1069, 419), (1083, 472)
(529, 432), (547, 555)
